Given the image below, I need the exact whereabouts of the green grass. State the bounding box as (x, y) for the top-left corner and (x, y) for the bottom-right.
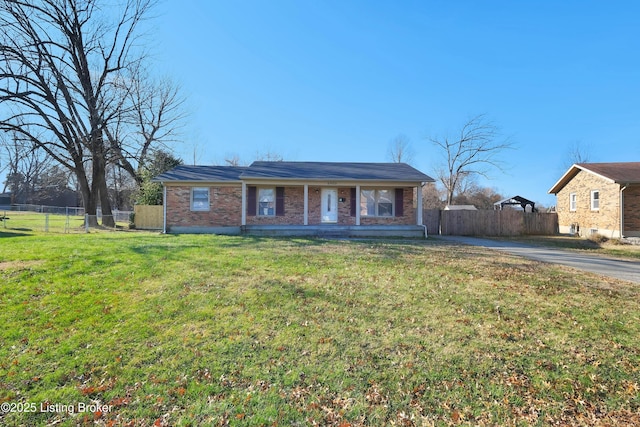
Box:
(1, 230), (638, 426)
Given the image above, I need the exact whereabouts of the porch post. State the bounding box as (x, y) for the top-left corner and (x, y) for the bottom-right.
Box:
(241, 182), (247, 226)
(355, 184), (361, 226)
(304, 184), (309, 225)
(417, 184), (423, 225)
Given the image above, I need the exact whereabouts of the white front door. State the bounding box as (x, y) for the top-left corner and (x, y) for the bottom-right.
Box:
(321, 188), (338, 223)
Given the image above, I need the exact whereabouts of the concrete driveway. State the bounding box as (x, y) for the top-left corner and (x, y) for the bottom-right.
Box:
(435, 236), (640, 284)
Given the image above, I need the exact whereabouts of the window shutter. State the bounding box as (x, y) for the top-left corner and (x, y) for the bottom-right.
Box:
(395, 188), (404, 217)
(276, 187), (285, 216)
(350, 187), (356, 216)
(247, 186), (257, 216)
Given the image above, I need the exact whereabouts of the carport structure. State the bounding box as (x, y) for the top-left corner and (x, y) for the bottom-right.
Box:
(494, 195), (535, 212)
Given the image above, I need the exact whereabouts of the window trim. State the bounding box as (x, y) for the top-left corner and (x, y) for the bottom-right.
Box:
(257, 187), (276, 217)
(360, 188), (395, 217)
(190, 187), (210, 212)
(590, 190), (600, 211)
(569, 192), (577, 211)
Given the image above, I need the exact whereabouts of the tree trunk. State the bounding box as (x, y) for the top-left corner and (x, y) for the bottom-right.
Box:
(75, 165), (98, 227)
(91, 152), (115, 227)
(99, 180), (115, 227)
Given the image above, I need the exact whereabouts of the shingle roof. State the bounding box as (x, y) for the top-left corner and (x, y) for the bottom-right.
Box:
(240, 161), (434, 182)
(576, 162), (640, 183)
(154, 162), (434, 183)
(153, 165), (247, 182)
(549, 162), (640, 194)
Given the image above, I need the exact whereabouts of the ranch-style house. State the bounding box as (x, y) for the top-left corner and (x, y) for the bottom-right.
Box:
(154, 161), (435, 237)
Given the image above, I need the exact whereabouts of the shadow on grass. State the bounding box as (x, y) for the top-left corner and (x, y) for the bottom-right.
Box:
(127, 235), (334, 259)
(216, 235), (334, 248)
(0, 229), (33, 237)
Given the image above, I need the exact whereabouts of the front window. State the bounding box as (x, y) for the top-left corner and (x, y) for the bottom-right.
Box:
(258, 188), (275, 216)
(570, 193), (577, 211)
(360, 189), (394, 217)
(591, 190), (599, 211)
(191, 187), (209, 211)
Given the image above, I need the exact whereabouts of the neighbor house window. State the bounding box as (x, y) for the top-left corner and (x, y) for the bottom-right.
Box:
(569, 193), (577, 211)
(258, 188), (275, 216)
(360, 189), (394, 217)
(191, 187), (210, 211)
(591, 190), (600, 211)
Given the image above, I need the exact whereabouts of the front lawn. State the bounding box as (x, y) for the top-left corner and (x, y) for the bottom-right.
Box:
(1, 231), (638, 426)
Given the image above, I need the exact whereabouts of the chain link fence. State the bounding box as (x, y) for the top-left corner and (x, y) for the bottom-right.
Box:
(1, 204), (133, 233)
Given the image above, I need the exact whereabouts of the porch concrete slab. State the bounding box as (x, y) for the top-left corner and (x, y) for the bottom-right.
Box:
(435, 236), (640, 284)
(244, 225), (426, 238)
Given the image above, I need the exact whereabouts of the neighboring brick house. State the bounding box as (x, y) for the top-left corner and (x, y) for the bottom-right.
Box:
(548, 162), (640, 238)
(154, 161), (435, 237)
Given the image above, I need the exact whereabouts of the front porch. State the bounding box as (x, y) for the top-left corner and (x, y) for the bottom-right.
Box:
(243, 224), (427, 238)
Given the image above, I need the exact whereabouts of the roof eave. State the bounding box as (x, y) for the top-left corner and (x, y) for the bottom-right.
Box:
(548, 164), (579, 194)
(548, 163), (623, 194)
(153, 178), (243, 184)
(240, 177), (431, 185)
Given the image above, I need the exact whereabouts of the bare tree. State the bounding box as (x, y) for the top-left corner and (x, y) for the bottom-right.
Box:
(564, 140), (592, 168)
(255, 149), (284, 162)
(224, 154), (244, 166)
(2, 136), (44, 202)
(0, 0), (156, 226)
(421, 182), (445, 210)
(387, 134), (415, 165)
(0, 133), (71, 204)
(105, 71), (186, 184)
(221, 149), (285, 167)
(452, 184), (503, 210)
(430, 114), (514, 205)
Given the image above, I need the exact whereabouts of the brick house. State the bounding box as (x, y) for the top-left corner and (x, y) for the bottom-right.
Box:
(154, 161), (435, 237)
(548, 162), (640, 238)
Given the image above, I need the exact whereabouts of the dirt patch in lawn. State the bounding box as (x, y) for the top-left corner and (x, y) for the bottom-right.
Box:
(0, 260), (44, 271)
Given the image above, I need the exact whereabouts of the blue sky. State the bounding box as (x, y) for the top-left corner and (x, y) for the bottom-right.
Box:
(150, 0), (640, 207)
(5, 1), (639, 208)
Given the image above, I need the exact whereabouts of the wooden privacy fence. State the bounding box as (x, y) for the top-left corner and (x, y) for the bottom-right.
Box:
(424, 209), (558, 236)
(134, 205), (163, 230)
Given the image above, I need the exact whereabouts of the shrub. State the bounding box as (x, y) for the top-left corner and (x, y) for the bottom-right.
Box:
(588, 233), (609, 244)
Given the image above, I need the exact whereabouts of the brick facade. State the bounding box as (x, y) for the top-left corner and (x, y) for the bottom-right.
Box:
(165, 184), (242, 229)
(166, 185), (419, 229)
(246, 186), (417, 225)
(247, 186), (307, 225)
(555, 170), (621, 237)
(360, 188), (416, 225)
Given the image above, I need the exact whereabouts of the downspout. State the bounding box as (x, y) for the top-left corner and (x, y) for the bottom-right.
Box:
(162, 184), (167, 234)
(620, 185), (628, 238)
